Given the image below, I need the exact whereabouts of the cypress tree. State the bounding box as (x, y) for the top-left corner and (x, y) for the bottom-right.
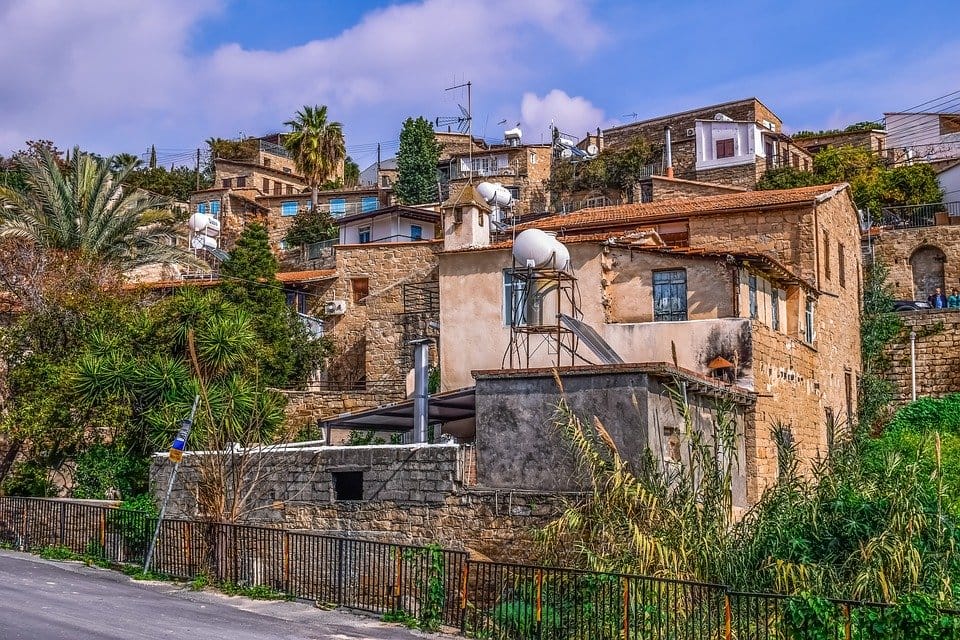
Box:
(394, 117), (442, 205)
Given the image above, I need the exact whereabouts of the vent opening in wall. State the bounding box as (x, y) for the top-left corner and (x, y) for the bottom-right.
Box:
(333, 471), (363, 501)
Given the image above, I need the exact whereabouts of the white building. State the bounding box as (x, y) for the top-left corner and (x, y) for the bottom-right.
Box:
(885, 112), (960, 162)
(338, 204), (439, 245)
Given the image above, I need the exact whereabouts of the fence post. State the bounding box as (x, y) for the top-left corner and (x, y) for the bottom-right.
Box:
(19, 503), (28, 551)
(185, 523), (192, 575)
(459, 560), (470, 634)
(622, 577), (630, 640)
(282, 531), (290, 595)
(336, 537), (345, 606)
(724, 593), (732, 640)
(844, 603), (852, 640)
(99, 509), (106, 554)
(393, 547), (402, 613)
(59, 502), (66, 547)
(535, 569), (543, 635)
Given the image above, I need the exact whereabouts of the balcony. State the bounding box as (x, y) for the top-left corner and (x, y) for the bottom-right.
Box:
(865, 201), (960, 231)
(296, 312), (325, 339)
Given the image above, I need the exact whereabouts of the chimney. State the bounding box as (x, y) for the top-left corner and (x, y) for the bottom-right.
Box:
(441, 184), (492, 251)
(597, 127), (604, 153)
(411, 338), (433, 443)
(664, 126), (674, 178)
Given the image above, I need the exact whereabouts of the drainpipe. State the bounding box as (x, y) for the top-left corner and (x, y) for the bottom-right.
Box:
(411, 338), (433, 443)
(910, 330), (917, 401)
(664, 127), (674, 178)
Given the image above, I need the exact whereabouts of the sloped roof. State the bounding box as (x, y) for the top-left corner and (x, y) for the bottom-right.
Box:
(515, 184), (849, 234)
(275, 269), (337, 284)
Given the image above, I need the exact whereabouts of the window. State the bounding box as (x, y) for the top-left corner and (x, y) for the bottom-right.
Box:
(330, 198), (346, 215)
(823, 230), (831, 281)
(838, 242), (846, 288)
(653, 269), (687, 322)
(791, 153), (800, 168)
(236, 176), (246, 188)
(381, 175), (392, 188)
(715, 138), (734, 159)
(748, 274), (758, 319)
(410, 225), (422, 241)
(196, 202), (208, 214)
(262, 158), (271, 168)
(285, 184), (294, 195)
(332, 471), (363, 501)
(285, 290), (307, 314)
(805, 299), (816, 344)
(502, 270), (527, 326)
(361, 196), (378, 213)
(507, 186), (520, 202)
(358, 226), (371, 243)
(351, 277), (369, 304)
(273, 181), (282, 195)
(221, 178), (233, 188)
(280, 201), (298, 216)
(844, 371), (854, 423)
(771, 289), (780, 331)
(262, 177), (270, 192)
(209, 200), (220, 216)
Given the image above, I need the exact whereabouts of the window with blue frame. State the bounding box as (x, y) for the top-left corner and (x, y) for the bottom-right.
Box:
(196, 202), (208, 214)
(330, 199), (346, 215)
(281, 201), (298, 216)
(209, 200), (220, 216)
(358, 226), (371, 244)
(410, 225), (422, 240)
(653, 269), (687, 322)
(361, 196), (378, 213)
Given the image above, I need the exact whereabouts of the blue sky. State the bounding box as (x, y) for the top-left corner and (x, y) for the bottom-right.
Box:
(1, 0), (958, 171)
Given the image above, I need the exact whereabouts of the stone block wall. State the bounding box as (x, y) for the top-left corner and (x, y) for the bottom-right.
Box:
(883, 310), (960, 406)
(150, 444), (567, 561)
(869, 225), (960, 301)
(642, 175), (746, 202)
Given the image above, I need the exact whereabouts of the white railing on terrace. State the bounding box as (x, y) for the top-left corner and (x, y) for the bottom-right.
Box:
(258, 139), (291, 159)
(450, 166), (517, 179)
(286, 201), (377, 218)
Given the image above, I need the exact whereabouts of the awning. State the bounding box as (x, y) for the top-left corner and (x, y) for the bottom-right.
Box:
(320, 387), (475, 432)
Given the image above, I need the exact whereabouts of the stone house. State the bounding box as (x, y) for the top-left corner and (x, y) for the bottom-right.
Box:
(793, 128), (889, 159)
(257, 186), (389, 250)
(442, 142), (553, 219)
(600, 97), (813, 189)
(436, 183), (863, 503)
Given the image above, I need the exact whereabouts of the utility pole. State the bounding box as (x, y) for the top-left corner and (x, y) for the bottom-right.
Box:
(195, 148), (201, 191)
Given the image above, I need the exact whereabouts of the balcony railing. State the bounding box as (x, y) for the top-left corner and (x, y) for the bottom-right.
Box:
(867, 201), (960, 230)
(450, 166), (517, 180)
(296, 312), (325, 338)
(305, 238), (339, 260)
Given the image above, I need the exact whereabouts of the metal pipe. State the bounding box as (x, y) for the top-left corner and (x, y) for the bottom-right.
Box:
(411, 338), (433, 443)
(664, 126), (674, 178)
(911, 330), (917, 401)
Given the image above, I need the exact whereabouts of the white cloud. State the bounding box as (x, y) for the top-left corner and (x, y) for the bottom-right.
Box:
(520, 89), (606, 140)
(0, 0), (605, 157)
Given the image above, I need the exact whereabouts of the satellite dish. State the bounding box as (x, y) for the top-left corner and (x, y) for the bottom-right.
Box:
(586, 143), (599, 156)
(560, 148), (573, 159)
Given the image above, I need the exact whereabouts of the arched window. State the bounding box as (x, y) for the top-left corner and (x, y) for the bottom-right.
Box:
(910, 245), (946, 300)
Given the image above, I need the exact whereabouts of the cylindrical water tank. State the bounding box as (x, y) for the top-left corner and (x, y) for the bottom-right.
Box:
(188, 212), (210, 232)
(191, 234), (217, 250)
(477, 181), (513, 207)
(513, 229), (571, 270)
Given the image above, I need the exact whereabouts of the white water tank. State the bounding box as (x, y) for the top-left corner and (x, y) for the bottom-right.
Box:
(513, 229), (570, 270)
(191, 234), (217, 250)
(188, 212), (210, 232)
(476, 181), (513, 208)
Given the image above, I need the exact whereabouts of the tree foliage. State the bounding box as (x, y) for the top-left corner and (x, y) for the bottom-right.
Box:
(282, 208), (338, 247)
(218, 223), (330, 386)
(0, 147), (195, 270)
(123, 166), (208, 202)
(343, 156), (360, 188)
(395, 116), (442, 205)
(547, 137), (658, 204)
(282, 105), (346, 210)
(757, 145), (943, 213)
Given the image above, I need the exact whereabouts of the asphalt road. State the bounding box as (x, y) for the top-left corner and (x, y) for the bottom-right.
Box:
(0, 550), (444, 640)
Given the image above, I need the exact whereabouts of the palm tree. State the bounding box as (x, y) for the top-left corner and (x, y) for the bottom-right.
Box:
(110, 153), (143, 173)
(0, 146), (196, 271)
(282, 105), (346, 210)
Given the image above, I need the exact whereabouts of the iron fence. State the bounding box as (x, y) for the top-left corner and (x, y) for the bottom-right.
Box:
(868, 201), (960, 230)
(1, 497), (959, 638)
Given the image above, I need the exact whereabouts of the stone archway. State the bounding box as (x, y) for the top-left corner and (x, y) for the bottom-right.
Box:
(910, 245), (946, 300)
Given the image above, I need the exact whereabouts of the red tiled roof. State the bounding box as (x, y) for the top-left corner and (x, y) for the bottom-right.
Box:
(516, 184), (849, 234)
(443, 227), (660, 254)
(275, 269), (337, 283)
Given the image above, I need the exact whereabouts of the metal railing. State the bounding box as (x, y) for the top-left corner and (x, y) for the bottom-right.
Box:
(2, 497), (958, 638)
(868, 201), (960, 230)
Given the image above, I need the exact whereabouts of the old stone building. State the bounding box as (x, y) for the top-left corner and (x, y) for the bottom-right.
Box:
(793, 128), (889, 159)
(437, 184), (863, 502)
(600, 97), (813, 189)
(443, 142), (553, 218)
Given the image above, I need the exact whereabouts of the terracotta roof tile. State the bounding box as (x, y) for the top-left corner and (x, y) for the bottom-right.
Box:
(275, 269), (337, 283)
(443, 227), (660, 254)
(516, 184), (848, 234)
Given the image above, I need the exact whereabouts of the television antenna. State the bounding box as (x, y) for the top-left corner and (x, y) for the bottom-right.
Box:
(443, 80), (473, 183)
(435, 103), (471, 133)
(621, 112), (639, 122)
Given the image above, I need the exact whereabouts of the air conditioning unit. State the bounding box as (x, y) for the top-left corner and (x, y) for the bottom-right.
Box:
(686, 128), (695, 137)
(324, 300), (347, 315)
